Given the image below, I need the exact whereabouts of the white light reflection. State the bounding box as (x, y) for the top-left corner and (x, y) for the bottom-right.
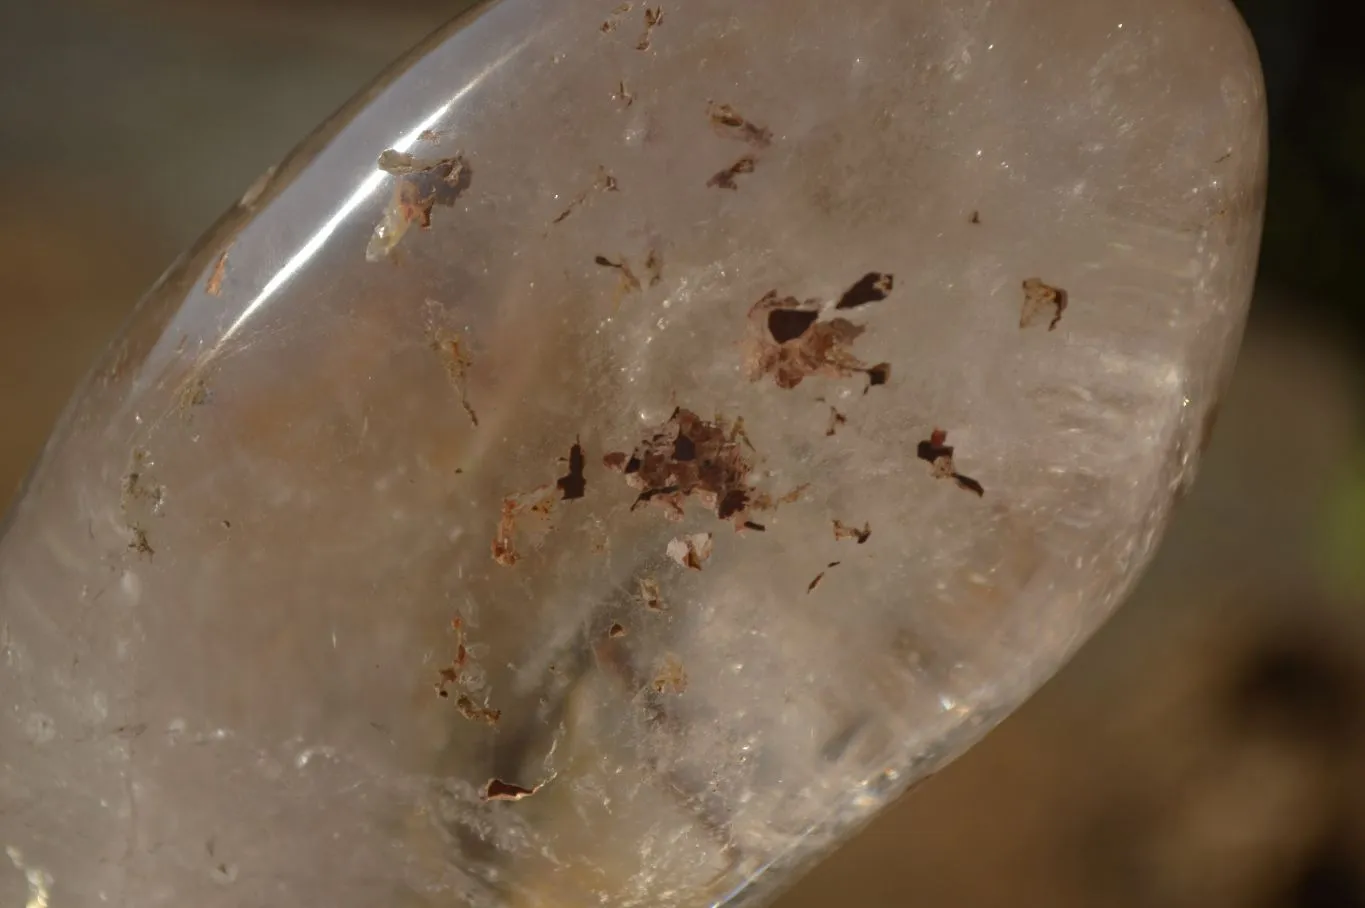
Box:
(208, 33), (531, 354)
(220, 100), (451, 345)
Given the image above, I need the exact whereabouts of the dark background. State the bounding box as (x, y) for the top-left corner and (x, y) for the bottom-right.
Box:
(1, 1), (1363, 905)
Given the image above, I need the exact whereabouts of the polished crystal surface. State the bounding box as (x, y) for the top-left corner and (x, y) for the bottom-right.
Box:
(0, 0), (1265, 906)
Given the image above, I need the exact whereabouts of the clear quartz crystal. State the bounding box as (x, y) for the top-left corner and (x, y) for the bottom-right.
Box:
(0, 0), (1264, 906)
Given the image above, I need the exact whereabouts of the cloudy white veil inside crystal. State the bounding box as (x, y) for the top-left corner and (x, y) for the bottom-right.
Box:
(0, 0), (1265, 906)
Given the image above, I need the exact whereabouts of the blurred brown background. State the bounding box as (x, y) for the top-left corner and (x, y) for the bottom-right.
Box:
(2, 0), (1364, 905)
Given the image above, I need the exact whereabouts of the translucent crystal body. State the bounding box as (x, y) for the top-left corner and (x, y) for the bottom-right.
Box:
(0, 0), (1265, 906)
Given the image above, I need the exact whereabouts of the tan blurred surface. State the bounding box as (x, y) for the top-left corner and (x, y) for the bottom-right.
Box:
(1, 2), (1362, 906)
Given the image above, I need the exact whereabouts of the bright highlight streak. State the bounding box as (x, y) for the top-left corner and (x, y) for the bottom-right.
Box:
(219, 100), (453, 345)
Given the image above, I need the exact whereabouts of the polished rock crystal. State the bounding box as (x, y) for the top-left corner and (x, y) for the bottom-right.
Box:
(0, 0), (1265, 906)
